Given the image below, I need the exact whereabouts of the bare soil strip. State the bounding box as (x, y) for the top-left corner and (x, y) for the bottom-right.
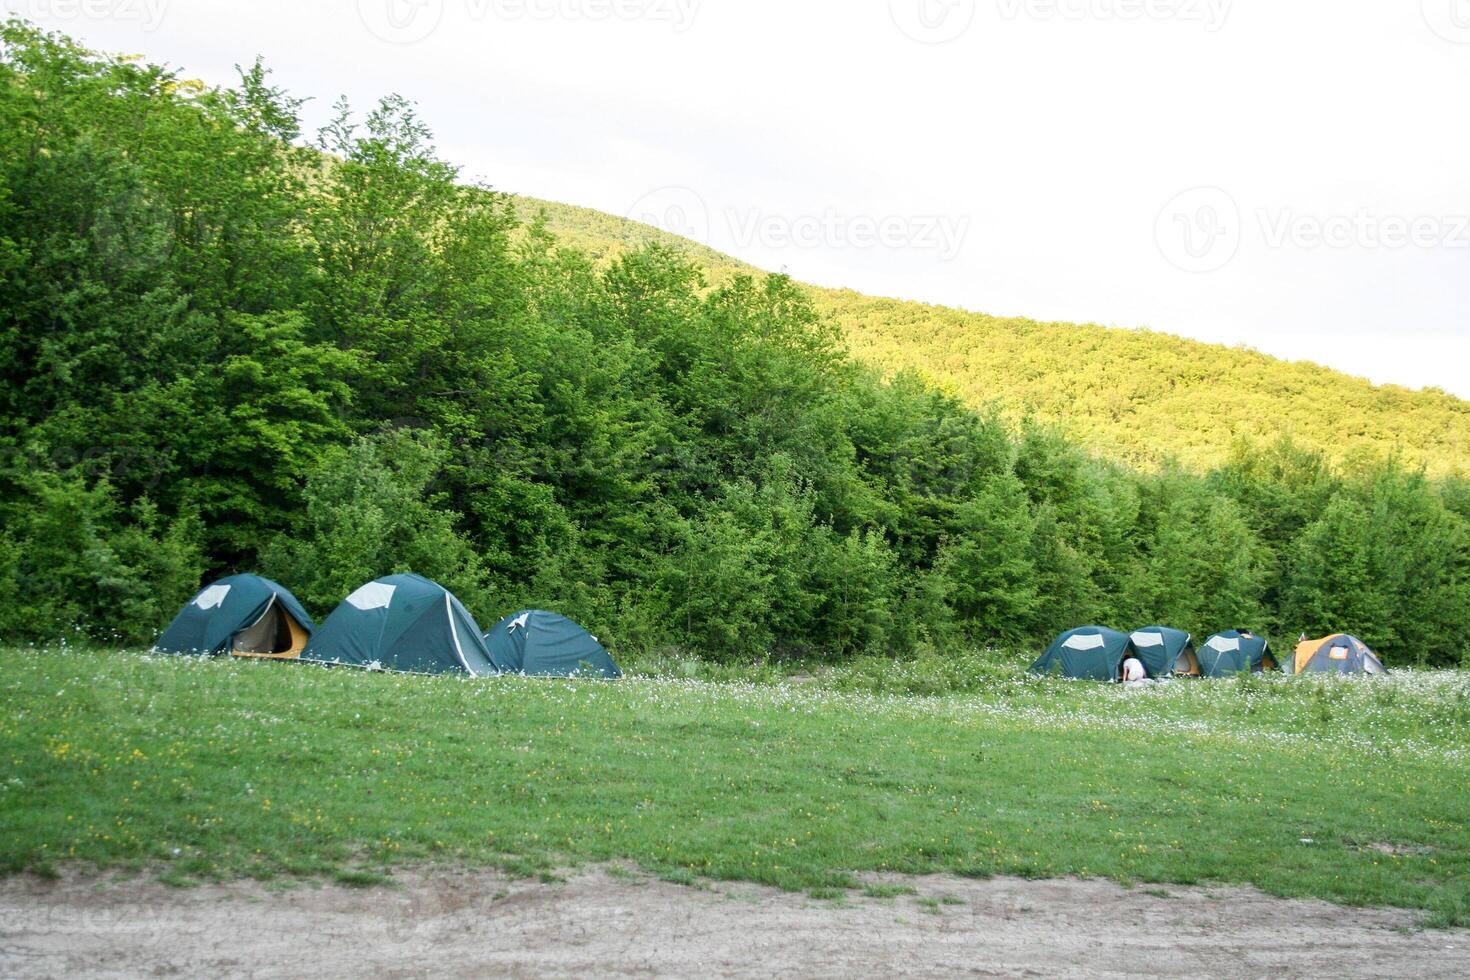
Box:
(2, 869), (1466, 979)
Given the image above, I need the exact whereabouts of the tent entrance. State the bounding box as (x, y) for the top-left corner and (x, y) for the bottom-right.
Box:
(231, 597), (310, 660)
(1174, 648), (1202, 677)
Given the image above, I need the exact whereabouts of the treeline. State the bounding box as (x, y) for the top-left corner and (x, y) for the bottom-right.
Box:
(1, 22), (1468, 666)
(520, 197), (1470, 478)
(827, 296), (1470, 478)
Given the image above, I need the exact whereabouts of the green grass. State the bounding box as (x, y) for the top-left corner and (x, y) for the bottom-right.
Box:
(1, 648), (1467, 925)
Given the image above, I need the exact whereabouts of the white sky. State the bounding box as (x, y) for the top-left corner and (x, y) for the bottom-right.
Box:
(11, 0), (1470, 395)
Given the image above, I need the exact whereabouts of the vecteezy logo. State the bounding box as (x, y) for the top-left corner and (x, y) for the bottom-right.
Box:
(626, 186), (711, 245)
(1422, 0), (1470, 43)
(889, 0), (977, 44)
(5, 0), (172, 31)
(358, 0), (445, 44)
(1155, 186), (1241, 274)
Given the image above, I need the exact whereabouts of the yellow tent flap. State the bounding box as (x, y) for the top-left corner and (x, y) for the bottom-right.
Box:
(1292, 637), (1328, 675)
(231, 597), (310, 661)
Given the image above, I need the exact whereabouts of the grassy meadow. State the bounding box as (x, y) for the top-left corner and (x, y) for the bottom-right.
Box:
(2, 647), (1467, 926)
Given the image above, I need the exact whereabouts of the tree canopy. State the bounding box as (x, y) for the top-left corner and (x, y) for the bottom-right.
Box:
(518, 199), (1470, 479)
(2, 21), (1467, 667)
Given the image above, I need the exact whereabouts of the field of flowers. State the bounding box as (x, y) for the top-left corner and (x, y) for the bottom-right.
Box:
(1, 648), (1466, 925)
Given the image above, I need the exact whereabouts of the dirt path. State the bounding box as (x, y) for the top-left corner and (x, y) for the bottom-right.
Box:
(2, 869), (1466, 979)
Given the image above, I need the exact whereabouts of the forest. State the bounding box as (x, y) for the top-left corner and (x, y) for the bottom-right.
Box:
(522, 196), (1470, 478)
(2, 21), (1468, 667)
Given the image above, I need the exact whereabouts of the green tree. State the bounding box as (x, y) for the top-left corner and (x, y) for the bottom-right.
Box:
(0, 468), (201, 644)
(934, 475), (1039, 644)
(260, 432), (488, 616)
(1282, 494), (1389, 647)
(809, 528), (901, 656)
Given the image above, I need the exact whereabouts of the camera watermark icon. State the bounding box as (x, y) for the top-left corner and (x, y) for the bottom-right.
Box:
(1156, 186), (1241, 274)
(996, 0), (1232, 32)
(627, 186), (712, 245)
(628, 187), (970, 261)
(358, 0), (699, 44)
(375, 889), (445, 946)
(1158, 187), (1470, 273)
(1422, 0), (1470, 44)
(7, 0), (170, 31)
(358, 0), (446, 44)
(890, 0), (977, 44)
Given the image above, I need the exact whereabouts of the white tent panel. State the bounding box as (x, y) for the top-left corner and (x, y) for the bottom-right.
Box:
(195, 584), (231, 610)
(347, 582), (397, 611)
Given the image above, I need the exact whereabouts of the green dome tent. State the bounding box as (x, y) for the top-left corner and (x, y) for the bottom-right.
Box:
(1128, 626), (1201, 678)
(1290, 634), (1387, 677)
(1198, 630), (1275, 676)
(300, 574), (495, 676)
(155, 575), (314, 660)
(484, 610), (622, 679)
(1030, 626), (1134, 681)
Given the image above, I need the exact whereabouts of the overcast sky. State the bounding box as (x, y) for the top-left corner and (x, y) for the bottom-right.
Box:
(12, 0), (1470, 395)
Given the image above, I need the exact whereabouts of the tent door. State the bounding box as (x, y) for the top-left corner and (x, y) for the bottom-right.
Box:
(232, 596), (309, 660)
(1174, 649), (1201, 677)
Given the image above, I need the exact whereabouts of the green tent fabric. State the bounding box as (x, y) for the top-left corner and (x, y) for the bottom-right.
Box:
(300, 574), (495, 676)
(1291, 634), (1388, 677)
(1030, 626), (1134, 681)
(155, 575), (314, 657)
(484, 610), (622, 679)
(1198, 630), (1275, 676)
(1128, 626), (1200, 678)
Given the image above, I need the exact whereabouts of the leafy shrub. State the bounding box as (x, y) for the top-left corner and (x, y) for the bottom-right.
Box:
(259, 431), (489, 615)
(0, 470), (202, 645)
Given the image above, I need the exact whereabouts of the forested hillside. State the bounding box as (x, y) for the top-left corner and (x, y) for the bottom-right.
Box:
(515, 199), (1470, 476)
(2, 21), (1468, 666)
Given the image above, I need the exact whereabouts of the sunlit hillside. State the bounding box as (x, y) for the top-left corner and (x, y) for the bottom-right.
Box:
(514, 196), (1470, 476)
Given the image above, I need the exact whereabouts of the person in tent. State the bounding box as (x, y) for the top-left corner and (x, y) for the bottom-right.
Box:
(1121, 655), (1147, 684)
